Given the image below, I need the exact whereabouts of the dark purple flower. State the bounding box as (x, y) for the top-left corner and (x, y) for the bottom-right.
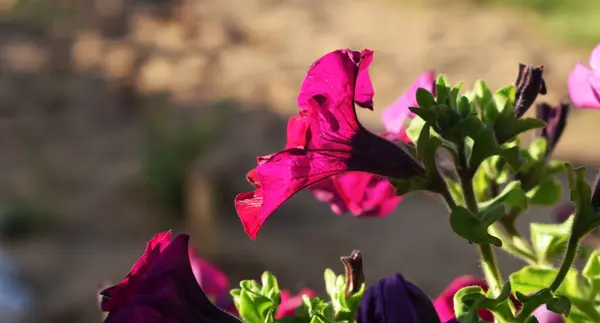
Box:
(515, 64), (547, 118)
(356, 273), (442, 323)
(101, 232), (241, 323)
(536, 102), (570, 157)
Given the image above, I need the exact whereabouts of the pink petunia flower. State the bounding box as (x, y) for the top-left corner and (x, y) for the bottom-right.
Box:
(276, 288), (318, 319)
(100, 231), (240, 323)
(381, 71), (436, 135)
(568, 43), (600, 109)
(235, 49), (425, 239)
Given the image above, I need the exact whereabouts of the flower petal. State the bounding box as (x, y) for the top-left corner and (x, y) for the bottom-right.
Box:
(276, 288), (318, 319)
(568, 63), (600, 109)
(589, 43), (600, 71)
(356, 273), (441, 323)
(382, 71), (436, 134)
(188, 247), (232, 311)
(101, 231), (173, 311)
(333, 172), (401, 217)
(298, 49), (374, 111)
(309, 178), (350, 215)
(533, 304), (564, 323)
(433, 276), (493, 322)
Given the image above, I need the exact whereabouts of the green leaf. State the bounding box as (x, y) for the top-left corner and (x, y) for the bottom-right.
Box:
(510, 266), (579, 297)
(261, 271), (280, 296)
(528, 137), (548, 161)
(547, 295), (571, 316)
(450, 206), (502, 246)
(480, 204), (506, 228)
(527, 179), (563, 206)
(416, 87), (437, 108)
(530, 217), (573, 264)
(409, 107), (436, 125)
(567, 165), (600, 236)
(474, 80), (497, 125)
(436, 74), (451, 104)
(454, 286), (484, 323)
(238, 290), (273, 323)
(479, 181), (528, 213)
(494, 85), (516, 113)
(582, 251), (600, 297)
(458, 95), (472, 117)
(324, 269), (337, 301)
(406, 116), (427, 144)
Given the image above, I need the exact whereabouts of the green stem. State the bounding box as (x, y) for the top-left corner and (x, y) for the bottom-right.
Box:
(456, 143), (512, 322)
(549, 232), (579, 292)
(457, 153), (504, 296)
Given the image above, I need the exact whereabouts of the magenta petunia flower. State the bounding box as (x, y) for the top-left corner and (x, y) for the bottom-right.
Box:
(568, 43), (600, 109)
(275, 288), (318, 319)
(100, 231), (240, 323)
(381, 71), (436, 135)
(235, 49), (425, 239)
(433, 276), (494, 322)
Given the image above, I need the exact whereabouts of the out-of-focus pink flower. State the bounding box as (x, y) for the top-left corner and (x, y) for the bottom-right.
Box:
(100, 231), (240, 323)
(434, 276), (494, 322)
(532, 304), (564, 323)
(568, 43), (600, 109)
(276, 288), (318, 319)
(188, 247), (236, 315)
(235, 49), (424, 239)
(381, 71), (436, 135)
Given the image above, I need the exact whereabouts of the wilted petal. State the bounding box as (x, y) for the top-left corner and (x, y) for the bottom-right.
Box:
(532, 304), (565, 323)
(568, 63), (600, 109)
(536, 102), (570, 156)
(276, 288), (318, 319)
(356, 273), (441, 323)
(433, 276), (493, 322)
(382, 71), (436, 134)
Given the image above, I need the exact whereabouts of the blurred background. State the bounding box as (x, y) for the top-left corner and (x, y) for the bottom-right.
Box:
(0, 0), (598, 322)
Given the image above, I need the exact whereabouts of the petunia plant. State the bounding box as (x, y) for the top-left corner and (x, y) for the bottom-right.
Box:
(99, 43), (600, 323)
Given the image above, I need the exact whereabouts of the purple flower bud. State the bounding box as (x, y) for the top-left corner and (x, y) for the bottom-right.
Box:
(515, 64), (547, 118)
(356, 273), (441, 323)
(536, 102), (569, 157)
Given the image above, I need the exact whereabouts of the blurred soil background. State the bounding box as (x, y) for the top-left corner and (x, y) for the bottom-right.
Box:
(0, 0), (599, 322)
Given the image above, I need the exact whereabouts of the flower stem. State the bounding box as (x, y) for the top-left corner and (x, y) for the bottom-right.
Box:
(549, 232), (579, 292)
(457, 149), (504, 297)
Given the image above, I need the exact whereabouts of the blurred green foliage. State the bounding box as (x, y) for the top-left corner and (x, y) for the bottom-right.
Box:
(0, 197), (56, 241)
(140, 99), (233, 218)
(471, 0), (600, 46)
